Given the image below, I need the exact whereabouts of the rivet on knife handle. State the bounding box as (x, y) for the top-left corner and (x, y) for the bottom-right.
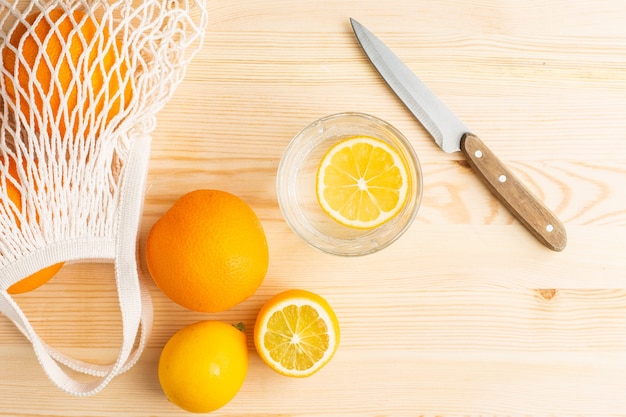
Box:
(460, 133), (567, 251)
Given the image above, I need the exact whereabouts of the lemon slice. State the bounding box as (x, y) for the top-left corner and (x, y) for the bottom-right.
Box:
(254, 289), (340, 378)
(316, 135), (409, 229)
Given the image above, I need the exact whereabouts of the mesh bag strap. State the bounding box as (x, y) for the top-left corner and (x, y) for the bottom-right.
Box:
(0, 134), (153, 396)
(0, 281), (152, 394)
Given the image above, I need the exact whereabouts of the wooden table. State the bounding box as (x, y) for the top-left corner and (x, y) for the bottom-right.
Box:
(2, 0), (626, 415)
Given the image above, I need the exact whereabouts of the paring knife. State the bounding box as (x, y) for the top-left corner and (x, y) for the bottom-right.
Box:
(350, 18), (567, 252)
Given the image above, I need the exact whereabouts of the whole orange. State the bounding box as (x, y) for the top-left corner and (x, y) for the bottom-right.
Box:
(145, 190), (269, 312)
(158, 321), (248, 413)
(1, 8), (132, 137)
(3, 157), (63, 294)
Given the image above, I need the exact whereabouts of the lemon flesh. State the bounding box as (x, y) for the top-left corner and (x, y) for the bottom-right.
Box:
(316, 135), (409, 229)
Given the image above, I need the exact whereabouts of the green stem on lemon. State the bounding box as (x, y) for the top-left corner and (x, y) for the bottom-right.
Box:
(232, 322), (246, 333)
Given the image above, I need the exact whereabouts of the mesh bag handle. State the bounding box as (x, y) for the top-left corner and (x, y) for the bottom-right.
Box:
(0, 134), (153, 396)
(0, 0), (207, 396)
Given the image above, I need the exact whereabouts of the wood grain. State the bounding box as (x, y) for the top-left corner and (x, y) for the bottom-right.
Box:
(2, 0), (626, 415)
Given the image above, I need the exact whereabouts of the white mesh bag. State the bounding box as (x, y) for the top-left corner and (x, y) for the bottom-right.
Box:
(0, 0), (207, 396)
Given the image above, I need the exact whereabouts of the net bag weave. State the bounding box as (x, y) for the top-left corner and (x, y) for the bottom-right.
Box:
(0, 0), (207, 396)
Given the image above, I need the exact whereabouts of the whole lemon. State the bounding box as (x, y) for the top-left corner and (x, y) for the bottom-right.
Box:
(158, 321), (248, 413)
(145, 189), (269, 312)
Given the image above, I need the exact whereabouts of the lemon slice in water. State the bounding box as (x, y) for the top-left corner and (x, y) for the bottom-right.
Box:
(316, 135), (409, 229)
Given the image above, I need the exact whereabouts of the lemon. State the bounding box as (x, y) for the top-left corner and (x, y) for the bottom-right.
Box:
(158, 321), (248, 413)
(316, 135), (409, 229)
(254, 289), (340, 378)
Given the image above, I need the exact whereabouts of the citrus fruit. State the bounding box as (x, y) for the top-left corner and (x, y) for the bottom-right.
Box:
(3, 157), (63, 294)
(7, 263), (63, 295)
(145, 189), (269, 312)
(254, 289), (340, 377)
(316, 135), (409, 229)
(1, 8), (132, 137)
(158, 321), (248, 413)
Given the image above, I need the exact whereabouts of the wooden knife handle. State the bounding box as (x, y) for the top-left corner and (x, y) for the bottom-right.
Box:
(460, 133), (567, 251)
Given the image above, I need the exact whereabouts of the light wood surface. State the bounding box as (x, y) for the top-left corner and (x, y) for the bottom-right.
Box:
(2, 0), (626, 415)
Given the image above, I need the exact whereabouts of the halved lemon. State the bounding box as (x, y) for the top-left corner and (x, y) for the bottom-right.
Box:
(316, 135), (409, 229)
(254, 289), (340, 378)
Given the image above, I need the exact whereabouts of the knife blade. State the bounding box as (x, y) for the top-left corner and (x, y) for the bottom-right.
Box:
(350, 18), (566, 252)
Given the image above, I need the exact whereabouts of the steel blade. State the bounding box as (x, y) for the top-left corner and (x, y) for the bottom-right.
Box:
(351, 18), (468, 153)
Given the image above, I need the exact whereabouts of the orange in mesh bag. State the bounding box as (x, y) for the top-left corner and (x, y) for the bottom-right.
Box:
(0, 0), (207, 396)
(3, 7), (133, 138)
